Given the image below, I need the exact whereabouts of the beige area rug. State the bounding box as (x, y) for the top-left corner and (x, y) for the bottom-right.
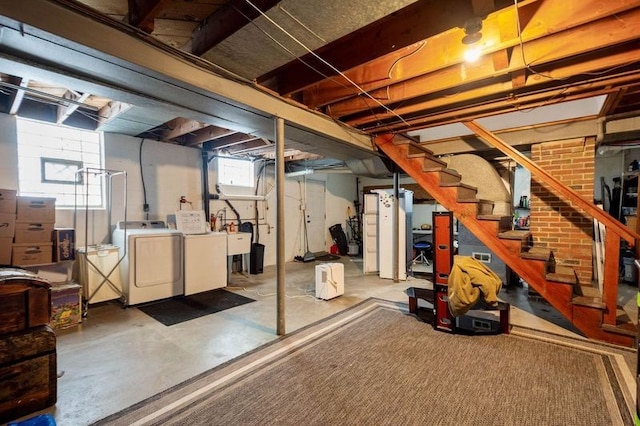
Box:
(93, 299), (636, 426)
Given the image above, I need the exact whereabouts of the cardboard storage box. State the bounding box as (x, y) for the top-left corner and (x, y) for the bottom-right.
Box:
(14, 221), (54, 244)
(0, 325), (57, 423)
(0, 238), (11, 265)
(16, 196), (55, 222)
(0, 189), (16, 215)
(49, 282), (81, 330)
(52, 228), (75, 262)
(12, 242), (52, 266)
(0, 213), (15, 238)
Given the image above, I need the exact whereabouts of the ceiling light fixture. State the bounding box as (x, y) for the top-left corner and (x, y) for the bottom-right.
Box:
(462, 16), (483, 63)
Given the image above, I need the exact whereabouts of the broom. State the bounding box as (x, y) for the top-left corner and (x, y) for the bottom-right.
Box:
(302, 209), (315, 262)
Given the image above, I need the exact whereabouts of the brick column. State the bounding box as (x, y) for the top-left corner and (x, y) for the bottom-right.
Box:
(530, 138), (595, 284)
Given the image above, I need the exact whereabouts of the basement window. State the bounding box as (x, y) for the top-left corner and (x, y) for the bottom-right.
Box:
(216, 156), (254, 187)
(16, 118), (104, 208)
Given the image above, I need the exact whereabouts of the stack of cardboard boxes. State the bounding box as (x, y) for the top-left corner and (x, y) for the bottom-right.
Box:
(0, 189), (16, 265)
(0, 189), (81, 329)
(13, 195), (56, 266)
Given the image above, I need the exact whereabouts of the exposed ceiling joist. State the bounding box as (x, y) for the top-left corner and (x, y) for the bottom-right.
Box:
(128, 0), (170, 33)
(8, 76), (28, 115)
(57, 90), (90, 124)
(258, 0), (513, 96)
(181, 125), (238, 146)
(189, 0), (281, 56)
(96, 101), (132, 129)
(301, 0), (638, 110)
(157, 117), (208, 141)
(203, 132), (260, 150)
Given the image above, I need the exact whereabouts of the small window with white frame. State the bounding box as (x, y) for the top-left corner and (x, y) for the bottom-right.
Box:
(216, 156), (254, 187)
(16, 118), (104, 208)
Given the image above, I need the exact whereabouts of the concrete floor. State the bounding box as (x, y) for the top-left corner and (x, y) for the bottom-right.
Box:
(19, 257), (635, 425)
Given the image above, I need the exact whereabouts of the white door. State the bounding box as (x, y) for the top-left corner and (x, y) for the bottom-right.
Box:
(304, 179), (326, 253)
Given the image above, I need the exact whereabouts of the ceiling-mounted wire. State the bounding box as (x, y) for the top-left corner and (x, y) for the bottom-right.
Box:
(512, 0), (636, 82)
(243, 0), (411, 128)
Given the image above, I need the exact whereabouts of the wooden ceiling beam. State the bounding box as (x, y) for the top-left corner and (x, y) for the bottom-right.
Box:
(181, 125), (238, 146)
(203, 133), (259, 150)
(257, 0), (498, 96)
(379, 43), (640, 127)
(189, 0), (281, 56)
(157, 117), (208, 141)
(8, 76), (29, 115)
(57, 90), (90, 124)
(364, 72), (640, 133)
(128, 0), (170, 33)
(327, 7), (640, 119)
(97, 101), (132, 129)
(228, 138), (272, 154)
(301, 0), (640, 109)
(599, 88), (628, 117)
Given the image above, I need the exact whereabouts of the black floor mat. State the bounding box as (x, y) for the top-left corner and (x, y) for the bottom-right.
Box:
(136, 289), (255, 326)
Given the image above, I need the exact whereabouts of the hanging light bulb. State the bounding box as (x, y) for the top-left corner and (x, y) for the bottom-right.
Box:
(464, 46), (481, 62)
(462, 17), (483, 63)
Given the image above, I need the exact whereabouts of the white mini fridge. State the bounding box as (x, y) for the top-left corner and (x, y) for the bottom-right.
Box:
(315, 263), (344, 300)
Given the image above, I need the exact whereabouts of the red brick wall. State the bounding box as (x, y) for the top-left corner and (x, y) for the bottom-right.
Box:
(530, 138), (595, 284)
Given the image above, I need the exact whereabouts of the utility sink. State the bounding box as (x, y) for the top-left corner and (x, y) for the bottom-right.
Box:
(227, 232), (251, 255)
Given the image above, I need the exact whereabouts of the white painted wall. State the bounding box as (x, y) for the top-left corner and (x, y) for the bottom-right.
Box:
(0, 117), (359, 266)
(0, 114), (18, 189)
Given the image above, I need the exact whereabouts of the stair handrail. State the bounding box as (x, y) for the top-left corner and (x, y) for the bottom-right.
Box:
(463, 120), (640, 246)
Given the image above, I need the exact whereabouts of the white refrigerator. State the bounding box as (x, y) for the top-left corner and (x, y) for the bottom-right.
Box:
(364, 189), (413, 280)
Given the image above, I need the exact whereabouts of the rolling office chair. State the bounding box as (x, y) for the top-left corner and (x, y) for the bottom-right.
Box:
(412, 241), (432, 265)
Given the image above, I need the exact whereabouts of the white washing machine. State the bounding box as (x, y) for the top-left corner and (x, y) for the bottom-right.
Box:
(112, 221), (183, 305)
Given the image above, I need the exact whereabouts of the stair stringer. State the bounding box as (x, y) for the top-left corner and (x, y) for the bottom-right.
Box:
(375, 137), (633, 345)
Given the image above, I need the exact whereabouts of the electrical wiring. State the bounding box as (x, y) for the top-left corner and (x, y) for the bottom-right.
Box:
(387, 42), (427, 79)
(233, 6), (350, 92)
(226, 286), (319, 300)
(242, 0), (411, 128)
(513, 0), (638, 82)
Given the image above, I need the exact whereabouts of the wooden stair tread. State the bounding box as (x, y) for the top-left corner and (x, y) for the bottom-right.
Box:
(572, 295), (605, 309)
(477, 214), (509, 221)
(576, 286), (601, 298)
(421, 156), (448, 170)
(521, 247), (551, 261)
(602, 322), (637, 337)
(498, 230), (531, 240)
(546, 272), (577, 285)
(439, 181), (476, 189)
(457, 198), (493, 204)
(601, 307), (637, 336)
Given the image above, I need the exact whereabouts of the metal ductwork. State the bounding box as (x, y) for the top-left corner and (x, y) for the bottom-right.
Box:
(345, 156), (396, 178)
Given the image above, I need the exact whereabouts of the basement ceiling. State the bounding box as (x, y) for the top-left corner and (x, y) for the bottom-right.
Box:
(0, 0), (640, 167)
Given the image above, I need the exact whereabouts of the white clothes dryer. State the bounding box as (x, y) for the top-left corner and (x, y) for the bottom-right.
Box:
(112, 221), (183, 305)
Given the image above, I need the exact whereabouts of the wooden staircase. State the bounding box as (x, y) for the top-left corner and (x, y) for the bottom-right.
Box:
(375, 133), (637, 347)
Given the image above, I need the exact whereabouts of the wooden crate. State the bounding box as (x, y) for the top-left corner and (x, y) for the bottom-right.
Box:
(0, 325), (57, 423)
(0, 269), (51, 334)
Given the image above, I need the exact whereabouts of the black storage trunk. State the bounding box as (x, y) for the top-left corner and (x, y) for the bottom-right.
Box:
(250, 243), (264, 274)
